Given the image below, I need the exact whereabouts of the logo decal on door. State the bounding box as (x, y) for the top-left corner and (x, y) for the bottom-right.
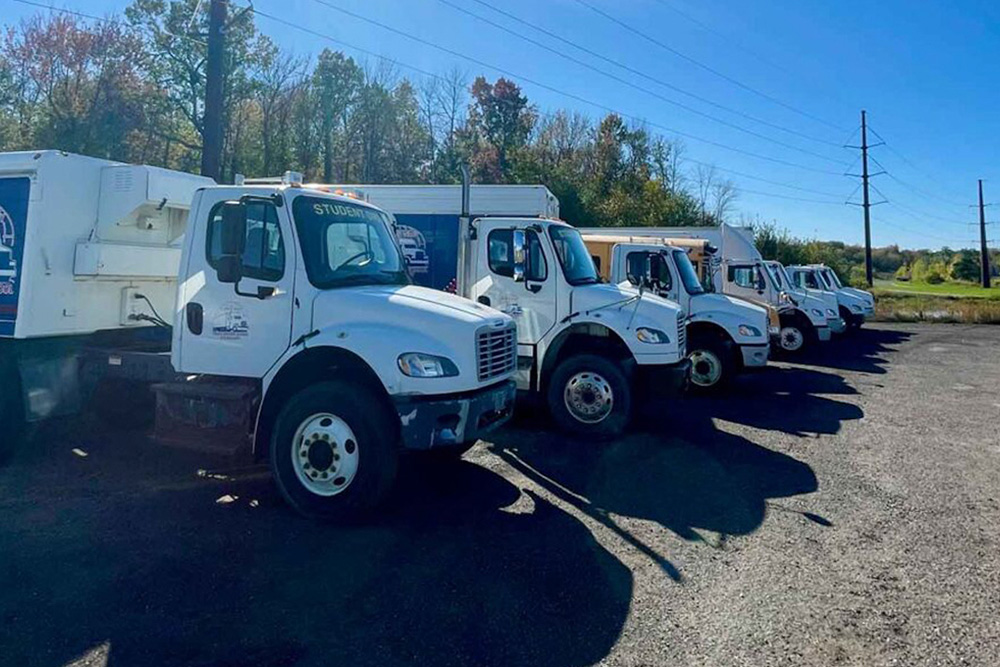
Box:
(212, 302), (249, 339)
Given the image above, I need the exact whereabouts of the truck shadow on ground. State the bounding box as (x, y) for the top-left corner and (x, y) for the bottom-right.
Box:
(0, 426), (631, 667)
(782, 326), (913, 375)
(674, 365), (864, 437)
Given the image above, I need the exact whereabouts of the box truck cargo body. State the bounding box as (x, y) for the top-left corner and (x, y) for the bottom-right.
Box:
(313, 184), (558, 290)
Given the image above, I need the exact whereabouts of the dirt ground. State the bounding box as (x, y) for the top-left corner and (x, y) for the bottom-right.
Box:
(1, 323), (998, 666)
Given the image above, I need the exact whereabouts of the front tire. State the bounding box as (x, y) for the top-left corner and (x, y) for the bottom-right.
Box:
(270, 381), (399, 521)
(776, 314), (813, 355)
(687, 336), (735, 393)
(547, 354), (631, 439)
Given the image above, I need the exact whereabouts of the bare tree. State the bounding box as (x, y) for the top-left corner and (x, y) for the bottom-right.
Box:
(695, 163), (716, 222)
(711, 179), (738, 222)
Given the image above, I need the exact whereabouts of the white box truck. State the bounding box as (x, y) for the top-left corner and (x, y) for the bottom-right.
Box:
(787, 264), (874, 330)
(313, 182), (691, 438)
(584, 224), (836, 354)
(0, 151), (518, 521)
(583, 233), (771, 391)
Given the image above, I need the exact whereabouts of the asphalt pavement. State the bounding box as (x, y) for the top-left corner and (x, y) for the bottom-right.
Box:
(1, 323), (998, 666)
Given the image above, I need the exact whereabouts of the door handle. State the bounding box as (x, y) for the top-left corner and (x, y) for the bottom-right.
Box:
(186, 302), (203, 335)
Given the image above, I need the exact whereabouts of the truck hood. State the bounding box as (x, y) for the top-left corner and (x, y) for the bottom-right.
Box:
(312, 284), (507, 329)
(840, 287), (874, 306)
(577, 282), (682, 318)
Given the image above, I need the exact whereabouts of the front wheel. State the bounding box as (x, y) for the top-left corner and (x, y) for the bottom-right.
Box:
(547, 354), (631, 439)
(270, 381), (399, 521)
(687, 337), (735, 393)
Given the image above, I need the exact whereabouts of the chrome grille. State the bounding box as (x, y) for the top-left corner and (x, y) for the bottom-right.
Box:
(477, 324), (517, 382)
(676, 312), (687, 355)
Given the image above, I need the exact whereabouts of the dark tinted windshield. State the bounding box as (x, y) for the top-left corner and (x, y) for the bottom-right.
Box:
(549, 226), (599, 285)
(672, 249), (704, 294)
(823, 268), (843, 288)
(765, 262), (785, 289)
(292, 195), (408, 288)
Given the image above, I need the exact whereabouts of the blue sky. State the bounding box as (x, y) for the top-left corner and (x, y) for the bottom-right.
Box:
(6, 0), (1000, 250)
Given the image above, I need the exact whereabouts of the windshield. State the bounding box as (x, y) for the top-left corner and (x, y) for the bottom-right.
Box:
(292, 195), (409, 288)
(823, 268), (843, 289)
(765, 262), (785, 289)
(549, 226), (599, 285)
(672, 249), (704, 295)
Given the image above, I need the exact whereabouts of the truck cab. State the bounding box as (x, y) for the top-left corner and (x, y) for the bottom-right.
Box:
(464, 217), (689, 437)
(173, 179), (518, 518)
(584, 234), (770, 391)
(790, 264), (874, 330)
(763, 260), (844, 336)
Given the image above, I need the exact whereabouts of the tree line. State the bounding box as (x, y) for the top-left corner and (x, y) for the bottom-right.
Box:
(0, 0), (740, 229)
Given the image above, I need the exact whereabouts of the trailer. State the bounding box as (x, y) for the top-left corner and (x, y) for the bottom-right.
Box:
(0, 152), (518, 521)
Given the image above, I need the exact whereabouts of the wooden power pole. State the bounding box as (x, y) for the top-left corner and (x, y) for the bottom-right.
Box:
(201, 0), (226, 181)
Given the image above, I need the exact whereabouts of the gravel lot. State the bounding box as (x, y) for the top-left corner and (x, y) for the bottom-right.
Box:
(1, 323), (998, 667)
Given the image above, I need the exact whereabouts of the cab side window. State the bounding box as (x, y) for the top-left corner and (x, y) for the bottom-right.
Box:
(729, 265), (758, 289)
(488, 229), (514, 278)
(207, 201), (285, 281)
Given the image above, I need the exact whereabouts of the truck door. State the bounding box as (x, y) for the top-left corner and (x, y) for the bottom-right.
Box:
(724, 261), (773, 307)
(611, 244), (684, 310)
(177, 195), (295, 378)
(471, 220), (557, 383)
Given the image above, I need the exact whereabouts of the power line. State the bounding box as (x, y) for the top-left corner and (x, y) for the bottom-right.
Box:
(436, 0), (848, 166)
(9, 0), (208, 45)
(866, 125), (970, 206)
(465, 0), (846, 150)
(255, 8), (856, 205)
(573, 0), (846, 132)
(307, 0), (847, 176)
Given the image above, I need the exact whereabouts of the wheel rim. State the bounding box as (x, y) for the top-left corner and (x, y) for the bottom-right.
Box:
(689, 349), (723, 387)
(780, 326), (805, 351)
(563, 371), (614, 424)
(291, 412), (360, 497)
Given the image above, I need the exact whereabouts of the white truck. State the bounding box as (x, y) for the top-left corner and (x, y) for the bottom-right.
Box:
(588, 224), (835, 354)
(0, 151), (518, 521)
(582, 233), (771, 391)
(787, 264), (874, 330)
(315, 182), (691, 438)
(763, 260), (846, 336)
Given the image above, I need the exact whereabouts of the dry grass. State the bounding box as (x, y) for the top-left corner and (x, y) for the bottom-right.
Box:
(872, 292), (1000, 324)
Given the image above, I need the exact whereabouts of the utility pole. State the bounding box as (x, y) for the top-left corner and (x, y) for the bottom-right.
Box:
(978, 180), (991, 288)
(201, 0), (226, 181)
(860, 110), (873, 287)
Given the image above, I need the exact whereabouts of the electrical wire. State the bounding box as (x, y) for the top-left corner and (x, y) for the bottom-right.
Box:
(305, 0), (847, 176)
(572, 0), (847, 132)
(464, 0), (847, 150)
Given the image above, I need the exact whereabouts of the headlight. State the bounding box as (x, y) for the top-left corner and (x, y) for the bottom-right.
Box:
(851, 304), (862, 312)
(737, 324), (762, 337)
(826, 308), (837, 317)
(810, 308), (824, 317)
(397, 352), (459, 378)
(636, 327), (670, 344)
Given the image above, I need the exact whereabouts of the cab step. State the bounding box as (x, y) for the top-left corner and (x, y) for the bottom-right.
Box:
(151, 377), (259, 457)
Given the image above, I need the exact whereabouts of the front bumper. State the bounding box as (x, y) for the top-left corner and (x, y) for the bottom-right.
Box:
(816, 324), (832, 342)
(740, 343), (770, 368)
(636, 358), (692, 397)
(829, 317), (847, 334)
(393, 379), (516, 450)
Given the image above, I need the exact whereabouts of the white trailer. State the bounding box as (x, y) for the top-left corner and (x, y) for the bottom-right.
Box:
(0, 151), (518, 521)
(312, 182), (691, 437)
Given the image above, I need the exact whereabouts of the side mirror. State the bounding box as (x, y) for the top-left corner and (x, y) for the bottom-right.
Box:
(512, 229), (526, 283)
(216, 255), (242, 284)
(755, 267), (767, 293)
(216, 201), (246, 284)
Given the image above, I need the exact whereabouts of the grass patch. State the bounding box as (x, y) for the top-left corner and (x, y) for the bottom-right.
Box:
(872, 292), (1000, 324)
(872, 278), (1000, 299)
